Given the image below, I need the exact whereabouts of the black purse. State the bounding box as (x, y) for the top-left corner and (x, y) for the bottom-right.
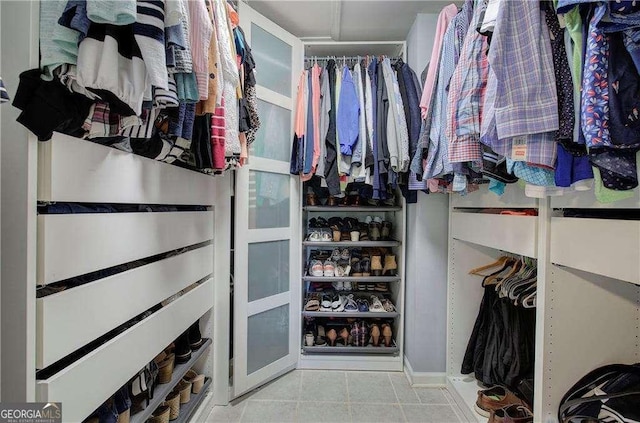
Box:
(558, 363), (640, 423)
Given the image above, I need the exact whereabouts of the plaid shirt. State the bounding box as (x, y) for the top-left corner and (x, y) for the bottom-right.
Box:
(491, 0), (559, 139)
(446, 0), (488, 163)
(480, 0), (558, 169)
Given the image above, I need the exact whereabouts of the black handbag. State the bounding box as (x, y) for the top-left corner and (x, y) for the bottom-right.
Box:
(558, 363), (640, 423)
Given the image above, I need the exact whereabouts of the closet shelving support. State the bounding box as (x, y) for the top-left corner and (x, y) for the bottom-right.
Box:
(446, 185), (539, 423)
(445, 184), (640, 423)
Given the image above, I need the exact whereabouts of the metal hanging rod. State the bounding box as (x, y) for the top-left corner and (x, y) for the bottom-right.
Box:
(304, 55), (403, 61)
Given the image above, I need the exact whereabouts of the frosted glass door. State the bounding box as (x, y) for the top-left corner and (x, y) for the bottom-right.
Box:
(234, 2), (302, 398)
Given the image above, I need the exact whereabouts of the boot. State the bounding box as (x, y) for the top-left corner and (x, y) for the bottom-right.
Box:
(383, 255), (397, 276)
(188, 321), (204, 350)
(175, 332), (192, 364)
(371, 256), (383, 276)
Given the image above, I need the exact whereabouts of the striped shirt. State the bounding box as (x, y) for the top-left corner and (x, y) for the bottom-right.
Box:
(0, 77), (10, 103)
(134, 0), (168, 89)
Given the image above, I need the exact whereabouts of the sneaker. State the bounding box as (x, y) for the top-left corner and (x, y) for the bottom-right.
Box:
(332, 281), (344, 291)
(331, 248), (341, 262)
(309, 259), (324, 277)
(323, 260), (336, 277)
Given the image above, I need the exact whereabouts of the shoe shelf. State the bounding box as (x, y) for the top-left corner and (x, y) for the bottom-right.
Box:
(302, 276), (400, 282)
(172, 377), (212, 423)
(302, 340), (399, 355)
(303, 240), (401, 247)
(303, 206), (402, 212)
(130, 338), (212, 423)
(302, 311), (399, 318)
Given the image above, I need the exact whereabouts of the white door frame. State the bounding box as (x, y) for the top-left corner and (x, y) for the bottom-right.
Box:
(233, 2), (303, 399)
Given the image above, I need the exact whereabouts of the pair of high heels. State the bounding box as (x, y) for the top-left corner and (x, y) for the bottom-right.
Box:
(371, 255), (397, 276)
(370, 323), (393, 347)
(326, 327), (350, 346)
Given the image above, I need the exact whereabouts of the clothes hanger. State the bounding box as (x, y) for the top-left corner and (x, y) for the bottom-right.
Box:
(503, 259), (536, 298)
(494, 259), (522, 291)
(520, 283), (537, 308)
(481, 258), (515, 287)
(468, 256), (509, 275)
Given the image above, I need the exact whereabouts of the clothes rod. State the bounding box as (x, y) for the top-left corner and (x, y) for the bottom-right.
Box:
(305, 55), (402, 61)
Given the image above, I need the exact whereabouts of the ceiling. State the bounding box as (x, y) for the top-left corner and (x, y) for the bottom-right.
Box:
(242, 0), (453, 42)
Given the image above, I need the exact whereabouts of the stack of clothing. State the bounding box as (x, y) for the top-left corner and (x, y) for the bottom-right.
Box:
(13, 0), (259, 173)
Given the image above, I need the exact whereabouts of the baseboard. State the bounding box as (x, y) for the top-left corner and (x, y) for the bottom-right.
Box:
(403, 356), (447, 387)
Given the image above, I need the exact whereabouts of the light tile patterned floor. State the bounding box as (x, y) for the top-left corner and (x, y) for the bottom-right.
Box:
(205, 370), (465, 423)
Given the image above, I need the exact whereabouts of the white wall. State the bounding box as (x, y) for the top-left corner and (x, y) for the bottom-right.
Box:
(403, 12), (450, 376)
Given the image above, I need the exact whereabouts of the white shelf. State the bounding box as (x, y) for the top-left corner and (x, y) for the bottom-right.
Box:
(38, 132), (216, 205)
(451, 185), (537, 209)
(37, 245), (213, 369)
(446, 376), (484, 423)
(303, 240), (400, 247)
(550, 217), (640, 285)
(302, 340), (399, 355)
(302, 311), (399, 318)
(303, 276), (400, 282)
(450, 213), (537, 258)
(304, 206), (402, 212)
(37, 211), (214, 285)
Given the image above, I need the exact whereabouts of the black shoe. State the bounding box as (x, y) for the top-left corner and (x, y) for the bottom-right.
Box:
(175, 332), (192, 364)
(188, 321), (204, 350)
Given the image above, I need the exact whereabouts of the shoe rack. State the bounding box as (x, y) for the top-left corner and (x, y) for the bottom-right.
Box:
(298, 197), (406, 371)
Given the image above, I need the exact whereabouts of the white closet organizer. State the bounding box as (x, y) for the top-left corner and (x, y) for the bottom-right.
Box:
(293, 41), (408, 372)
(34, 133), (219, 422)
(538, 192), (640, 422)
(447, 186), (538, 423)
(299, 202), (406, 371)
(446, 185), (640, 423)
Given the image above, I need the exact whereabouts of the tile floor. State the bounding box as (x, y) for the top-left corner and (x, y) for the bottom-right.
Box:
(205, 370), (466, 423)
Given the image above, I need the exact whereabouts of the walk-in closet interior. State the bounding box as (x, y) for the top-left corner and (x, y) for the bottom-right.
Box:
(1, 0), (639, 422)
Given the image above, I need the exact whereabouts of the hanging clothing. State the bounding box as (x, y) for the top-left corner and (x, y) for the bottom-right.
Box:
(419, 3), (459, 119)
(337, 65), (360, 156)
(324, 59), (341, 195)
(316, 66), (330, 178)
(446, 0), (488, 165)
